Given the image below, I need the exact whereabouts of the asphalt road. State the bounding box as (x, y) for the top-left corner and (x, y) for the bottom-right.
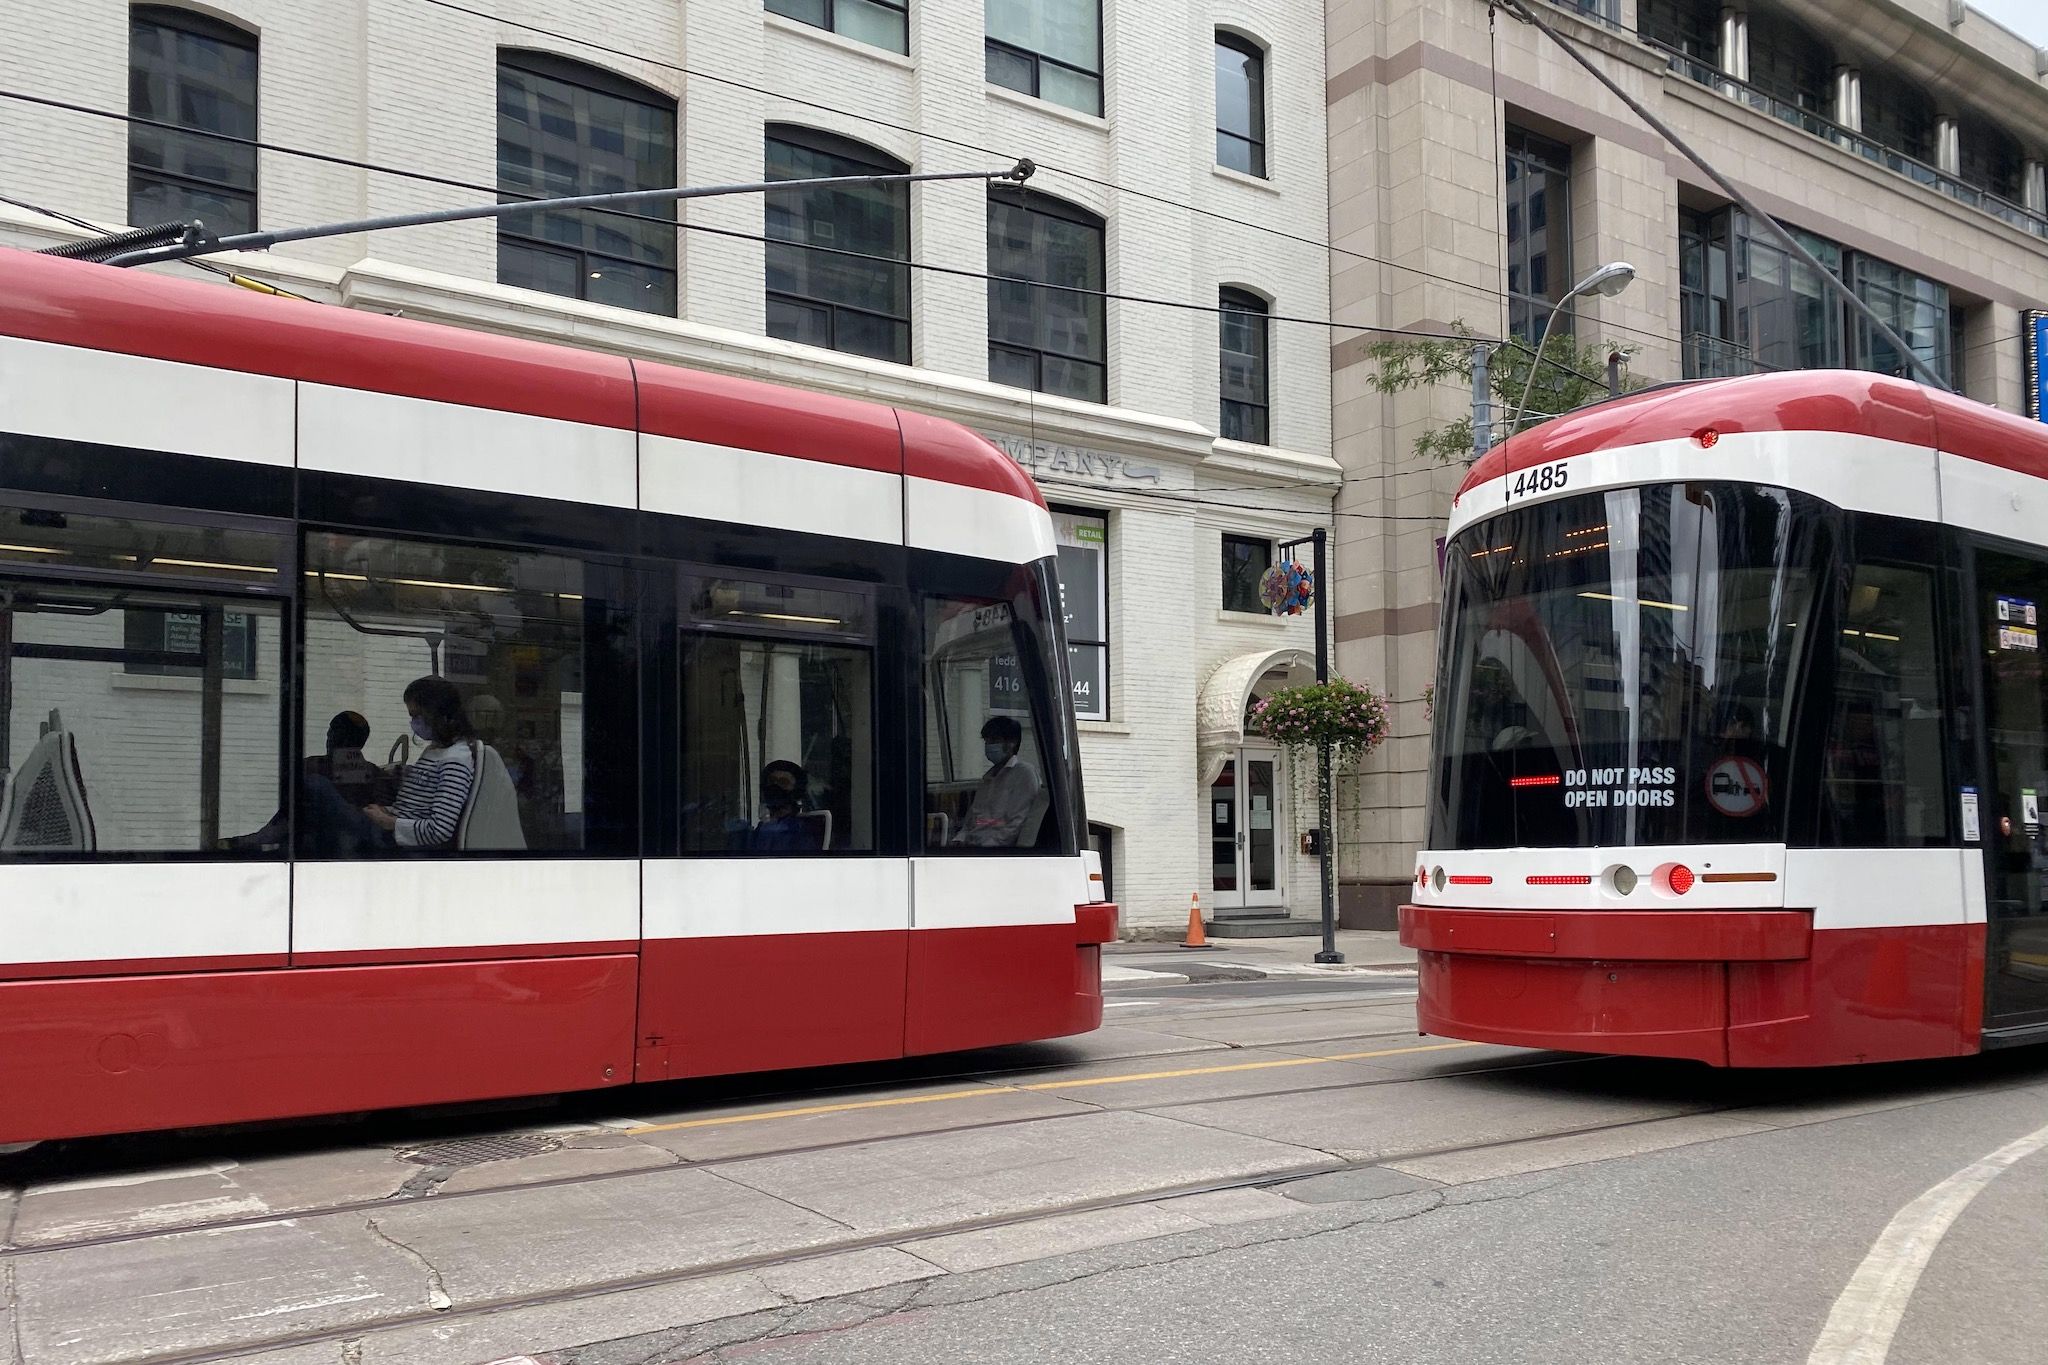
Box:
(4, 975), (2044, 1365)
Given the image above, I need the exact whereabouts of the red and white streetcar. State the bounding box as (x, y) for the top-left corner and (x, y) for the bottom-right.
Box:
(0, 248), (1113, 1145)
(1405, 369), (2048, 1065)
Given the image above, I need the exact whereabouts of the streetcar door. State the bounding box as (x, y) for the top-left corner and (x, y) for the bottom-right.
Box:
(1972, 547), (2048, 1027)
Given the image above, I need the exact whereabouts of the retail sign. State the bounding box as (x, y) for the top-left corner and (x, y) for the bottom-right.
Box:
(1053, 510), (1109, 721)
(984, 432), (1165, 485)
(2028, 311), (2048, 424)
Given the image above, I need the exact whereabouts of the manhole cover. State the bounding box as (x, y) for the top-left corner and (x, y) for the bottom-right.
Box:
(398, 1134), (561, 1168)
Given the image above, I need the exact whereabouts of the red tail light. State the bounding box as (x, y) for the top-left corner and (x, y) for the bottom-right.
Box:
(1667, 864), (1696, 895)
(1448, 874), (1494, 886)
(1526, 873), (1594, 886)
(1509, 774), (1562, 788)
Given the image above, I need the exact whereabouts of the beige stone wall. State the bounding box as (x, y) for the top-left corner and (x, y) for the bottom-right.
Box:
(1326, 0), (2048, 915)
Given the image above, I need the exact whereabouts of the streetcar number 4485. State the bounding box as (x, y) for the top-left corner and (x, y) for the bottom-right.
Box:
(1506, 462), (1568, 500)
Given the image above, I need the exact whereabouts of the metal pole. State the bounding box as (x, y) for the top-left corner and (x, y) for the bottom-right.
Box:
(1471, 344), (1493, 455)
(1507, 300), (1568, 437)
(100, 162), (1035, 269)
(1607, 350), (1623, 396)
(1312, 526), (1343, 965)
(1499, 0), (1950, 392)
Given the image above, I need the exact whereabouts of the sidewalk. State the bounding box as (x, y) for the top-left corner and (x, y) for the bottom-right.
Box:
(1103, 928), (1416, 986)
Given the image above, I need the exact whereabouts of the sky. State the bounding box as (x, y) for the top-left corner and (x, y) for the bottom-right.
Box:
(1967, 0), (2048, 46)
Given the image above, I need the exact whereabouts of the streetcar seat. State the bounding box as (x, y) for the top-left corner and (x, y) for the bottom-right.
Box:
(795, 809), (832, 851)
(1015, 787), (1052, 849)
(0, 710), (97, 853)
(455, 741), (526, 852)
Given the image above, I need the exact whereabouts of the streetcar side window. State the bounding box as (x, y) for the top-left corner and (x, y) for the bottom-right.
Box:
(922, 593), (1061, 852)
(300, 532), (599, 856)
(0, 504), (288, 859)
(1821, 564), (1947, 845)
(678, 574), (875, 854)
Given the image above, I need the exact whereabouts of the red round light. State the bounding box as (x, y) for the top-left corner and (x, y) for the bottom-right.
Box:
(1695, 428), (1720, 449)
(1667, 864), (1696, 895)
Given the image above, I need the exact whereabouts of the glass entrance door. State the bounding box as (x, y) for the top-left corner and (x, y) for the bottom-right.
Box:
(1974, 547), (2048, 1028)
(1207, 749), (1284, 912)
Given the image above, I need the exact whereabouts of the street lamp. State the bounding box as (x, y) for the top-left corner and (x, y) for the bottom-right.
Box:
(1504, 261), (1637, 440)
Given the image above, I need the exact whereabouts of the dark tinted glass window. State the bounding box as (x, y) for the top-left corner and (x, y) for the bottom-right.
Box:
(766, 0), (907, 54)
(988, 190), (1106, 403)
(923, 578), (1071, 854)
(1505, 128), (1572, 344)
(1638, 0), (1719, 63)
(1221, 534), (1271, 614)
(1958, 114), (2026, 201)
(129, 6), (258, 235)
(1747, 9), (1833, 115)
(497, 52), (678, 317)
(1861, 69), (1935, 163)
(679, 574), (875, 855)
(1215, 35), (1266, 177)
(301, 532), (618, 857)
(765, 128), (910, 365)
(986, 0), (1101, 115)
(1219, 289), (1270, 444)
(0, 501), (287, 859)
(1821, 562), (1947, 845)
(1853, 256), (1951, 386)
(1431, 484), (1835, 849)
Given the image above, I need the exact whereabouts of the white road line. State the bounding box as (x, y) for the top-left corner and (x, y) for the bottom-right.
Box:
(1807, 1116), (2048, 1365)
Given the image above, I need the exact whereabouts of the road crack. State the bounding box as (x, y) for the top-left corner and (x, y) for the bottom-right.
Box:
(4, 1257), (24, 1365)
(363, 1218), (452, 1311)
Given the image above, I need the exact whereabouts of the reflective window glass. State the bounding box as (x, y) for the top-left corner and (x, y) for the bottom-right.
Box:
(129, 6), (258, 235)
(497, 53), (678, 317)
(1822, 563), (1947, 845)
(987, 190), (1106, 403)
(1215, 35), (1266, 177)
(1219, 289), (1270, 444)
(924, 590), (1066, 853)
(985, 0), (1102, 115)
(766, 0), (908, 54)
(301, 533), (597, 857)
(765, 128), (911, 365)
(1221, 535), (1271, 614)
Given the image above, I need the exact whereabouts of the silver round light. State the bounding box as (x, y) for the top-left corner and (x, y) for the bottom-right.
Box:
(1431, 865), (1447, 893)
(1610, 865), (1639, 896)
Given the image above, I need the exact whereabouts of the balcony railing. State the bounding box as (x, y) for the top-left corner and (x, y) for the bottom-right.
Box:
(1651, 41), (2048, 241)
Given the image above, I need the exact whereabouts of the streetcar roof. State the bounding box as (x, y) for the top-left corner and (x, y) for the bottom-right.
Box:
(0, 247), (1044, 511)
(1460, 369), (2048, 503)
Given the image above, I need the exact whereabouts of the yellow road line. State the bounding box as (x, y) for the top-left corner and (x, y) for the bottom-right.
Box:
(625, 1040), (1478, 1134)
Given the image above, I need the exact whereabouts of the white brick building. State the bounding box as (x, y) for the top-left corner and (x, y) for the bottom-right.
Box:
(0, 0), (1343, 932)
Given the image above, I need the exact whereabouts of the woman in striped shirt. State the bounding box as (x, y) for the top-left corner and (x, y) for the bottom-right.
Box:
(302, 677), (476, 854)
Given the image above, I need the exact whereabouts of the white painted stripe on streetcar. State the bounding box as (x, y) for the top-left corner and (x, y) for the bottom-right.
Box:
(1805, 1116), (2048, 1365)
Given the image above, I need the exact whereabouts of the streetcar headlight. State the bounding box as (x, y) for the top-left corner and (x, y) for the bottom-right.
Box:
(1608, 865), (1638, 896)
(1431, 865), (1447, 893)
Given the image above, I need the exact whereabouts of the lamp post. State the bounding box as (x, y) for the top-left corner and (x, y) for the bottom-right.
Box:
(1278, 528), (1342, 965)
(1504, 261), (1636, 441)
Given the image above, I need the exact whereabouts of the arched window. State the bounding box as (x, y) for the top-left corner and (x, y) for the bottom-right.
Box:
(129, 5), (258, 234)
(764, 126), (911, 364)
(1219, 288), (1270, 444)
(987, 188), (1105, 402)
(496, 51), (678, 317)
(1215, 33), (1267, 177)
(1861, 68), (1936, 164)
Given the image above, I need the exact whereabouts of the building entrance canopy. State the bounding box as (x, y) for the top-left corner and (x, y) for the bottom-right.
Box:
(1196, 647), (1316, 784)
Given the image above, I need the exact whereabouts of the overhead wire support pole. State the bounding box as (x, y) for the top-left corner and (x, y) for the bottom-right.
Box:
(98, 161), (1036, 269)
(1495, 0), (1953, 393)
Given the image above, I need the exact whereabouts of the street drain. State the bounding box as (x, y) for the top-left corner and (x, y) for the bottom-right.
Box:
(398, 1134), (562, 1168)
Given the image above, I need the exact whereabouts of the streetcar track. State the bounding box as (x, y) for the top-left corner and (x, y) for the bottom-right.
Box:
(0, 1040), (1583, 1259)
(65, 1066), (2048, 1365)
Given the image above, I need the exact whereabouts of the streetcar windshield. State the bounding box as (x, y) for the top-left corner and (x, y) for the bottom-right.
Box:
(1431, 483), (1834, 848)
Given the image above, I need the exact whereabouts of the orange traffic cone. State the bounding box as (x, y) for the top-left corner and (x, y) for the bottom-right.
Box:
(1180, 892), (1216, 949)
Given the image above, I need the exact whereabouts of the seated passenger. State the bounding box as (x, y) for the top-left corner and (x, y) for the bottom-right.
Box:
(300, 678), (476, 855)
(749, 760), (824, 853)
(955, 716), (1042, 848)
(224, 711), (390, 852)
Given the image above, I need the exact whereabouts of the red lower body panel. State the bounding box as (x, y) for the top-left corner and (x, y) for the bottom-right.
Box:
(1402, 904), (1984, 1067)
(0, 955), (638, 1145)
(905, 919), (1107, 1056)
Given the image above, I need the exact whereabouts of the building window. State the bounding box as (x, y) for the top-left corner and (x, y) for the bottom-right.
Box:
(986, 0), (1102, 117)
(1504, 128), (1574, 344)
(987, 189), (1106, 402)
(496, 51), (678, 317)
(1221, 534), (1272, 614)
(1215, 34), (1267, 177)
(1958, 114), (2025, 202)
(1679, 207), (1744, 377)
(1853, 256), (1952, 387)
(765, 127), (911, 364)
(1861, 69), (1936, 164)
(765, 0), (907, 55)
(1053, 510), (1109, 720)
(128, 6), (258, 235)
(1732, 212), (1845, 373)
(680, 574), (875, 854)
(1219, 288), (1271, 444)
(1638, 0), (1718, 65)
(1747, 9), (1833, 118)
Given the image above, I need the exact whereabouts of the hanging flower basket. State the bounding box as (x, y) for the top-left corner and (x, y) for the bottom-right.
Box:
(1250, 678), (1393, 769)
